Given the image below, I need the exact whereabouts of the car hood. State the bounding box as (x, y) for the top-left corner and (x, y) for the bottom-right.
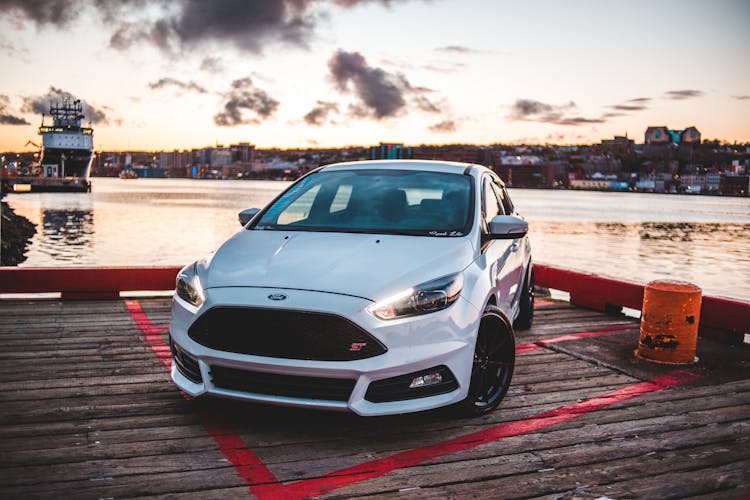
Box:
(200, 230), (476, 302)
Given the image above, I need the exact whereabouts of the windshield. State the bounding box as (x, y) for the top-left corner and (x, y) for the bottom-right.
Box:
(254, 169), (473, 236)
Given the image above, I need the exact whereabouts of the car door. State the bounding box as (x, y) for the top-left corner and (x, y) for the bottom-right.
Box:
(480, 175), (517, 316)
(492, 182), (527, 314)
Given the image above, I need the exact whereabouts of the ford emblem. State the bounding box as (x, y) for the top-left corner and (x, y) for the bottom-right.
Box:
(268, 293), (287, 301)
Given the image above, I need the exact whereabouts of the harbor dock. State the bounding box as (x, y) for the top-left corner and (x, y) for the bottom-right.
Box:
(0, 265), (748, 498)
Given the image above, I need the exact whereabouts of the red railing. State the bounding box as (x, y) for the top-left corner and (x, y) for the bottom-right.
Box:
(535, 264), (750, 344)
(0, 266), (182, 300)
(1, 264), (748, 343)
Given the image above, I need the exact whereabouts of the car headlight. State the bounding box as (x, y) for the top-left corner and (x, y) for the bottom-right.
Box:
(175, 263), (204, 307)
(368, 273), (463, 320)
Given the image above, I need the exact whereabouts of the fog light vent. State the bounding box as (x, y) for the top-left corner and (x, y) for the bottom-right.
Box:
(409, 371), (443, 388)
(365, 366), (458, 403)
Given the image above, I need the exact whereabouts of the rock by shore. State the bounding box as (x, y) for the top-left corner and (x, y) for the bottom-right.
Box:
(1, 200), (37, 266)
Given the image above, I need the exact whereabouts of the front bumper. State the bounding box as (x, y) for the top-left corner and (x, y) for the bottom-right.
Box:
(169, 286), (480, 416)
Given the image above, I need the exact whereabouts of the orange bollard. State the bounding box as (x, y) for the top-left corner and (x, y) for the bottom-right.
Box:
(635, 280), (702, 364)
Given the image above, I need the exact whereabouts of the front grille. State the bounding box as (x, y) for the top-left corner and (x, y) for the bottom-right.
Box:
(210, 366), (355, 402)
(365, 366), (458, 403)
(188, 307), (386, 361)
(170, 337), (203, 383)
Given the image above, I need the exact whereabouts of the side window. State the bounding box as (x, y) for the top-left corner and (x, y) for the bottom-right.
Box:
(482, 178), (503, 227)
(492, 183), (514, 215)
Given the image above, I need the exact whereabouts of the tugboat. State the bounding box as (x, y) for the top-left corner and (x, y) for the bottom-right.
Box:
(4, 96), (93, 193)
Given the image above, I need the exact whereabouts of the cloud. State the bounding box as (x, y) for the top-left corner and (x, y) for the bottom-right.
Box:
(413, 94), (440, 113)
(0, 0), (82, 27)
(149, 77), (208, 94)
(21, 86), (109, 124)
(303, 101), (339, 126)
(327, 49), (446, 120)
(100, 0), (406, 54)
(510, 99), (563, 118)
(95, 1), (317, 54)
(331, 0), (411, 7)
(545, 133), (567, 142)
(732, 95), (750, 101)
(214, 77), (279, 126)
(0, 35), (29, 59)
(610, 104), (648, 111)
(200, 56), (223, 73)
(0, 94), (30, 125)
(557, 116), (605, 125)
(428, 120), (456, 133)
(434, 45), (479, 54)
(328, 50), (409, 119)
(608, 97), (651, 111)
(421, 62), (466, 74)
(663, 89), (704, 100)
(108, 18), (174, 52)
(2, 1), (422, 56)
(509, 98), (604, 126)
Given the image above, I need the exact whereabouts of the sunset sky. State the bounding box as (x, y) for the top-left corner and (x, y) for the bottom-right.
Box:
(1, 0), (748, 152)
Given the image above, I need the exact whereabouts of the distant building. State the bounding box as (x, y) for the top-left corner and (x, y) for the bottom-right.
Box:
(371, 143), (411, 160)
(645, 126), (700, 145)
(231, 142), (255, 163)
(494, 163), (562, 188)
(644, 125), (701, 159)
(412, 144), (481, 164)
(600, 135), (634, 156)
(720, 175), (749, 196)
(210, 147), (232, 167)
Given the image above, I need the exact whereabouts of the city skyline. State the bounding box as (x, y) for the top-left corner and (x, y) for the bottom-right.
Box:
(0, 0), (749, 152)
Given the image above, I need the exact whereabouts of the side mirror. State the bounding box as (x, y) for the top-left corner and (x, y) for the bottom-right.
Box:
(488, 215), (528, 239)
(239, 208), (260, 226)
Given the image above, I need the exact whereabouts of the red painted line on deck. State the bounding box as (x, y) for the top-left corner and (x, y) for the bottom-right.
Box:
(201, 418), (280, 487)
(125, 300), (280, 490)
(126, 301), (697, 500)
(124, 300), (171, 369)
(274, 368), (701, 500)
(515, 323), (633, 354)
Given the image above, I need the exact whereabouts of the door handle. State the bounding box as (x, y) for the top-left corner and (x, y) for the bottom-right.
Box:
(511, 240), (520, 252)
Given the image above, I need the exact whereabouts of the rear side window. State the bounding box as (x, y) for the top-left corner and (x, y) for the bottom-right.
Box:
(482, 178), (504, 226)
(492, 183), (514, 215)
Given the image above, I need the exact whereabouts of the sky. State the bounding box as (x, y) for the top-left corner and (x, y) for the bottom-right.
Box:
(0, 0), (749, 152)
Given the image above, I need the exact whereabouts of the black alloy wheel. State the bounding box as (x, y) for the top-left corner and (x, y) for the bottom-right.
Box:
(460, 305), (515, 416)
(514, 264), (535, 330)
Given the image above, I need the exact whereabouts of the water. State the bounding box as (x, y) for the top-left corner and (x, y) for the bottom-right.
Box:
(5, 178), (750, 301)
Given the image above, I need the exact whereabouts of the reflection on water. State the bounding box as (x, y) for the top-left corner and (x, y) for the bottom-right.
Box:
(639, 222), (748, 243)
(6, 179), (750, 301)
(39, 209), (94, 261)
(528, 220), (750, 301)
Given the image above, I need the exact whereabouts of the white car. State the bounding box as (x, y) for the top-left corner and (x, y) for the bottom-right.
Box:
(169, 160), (534, 416)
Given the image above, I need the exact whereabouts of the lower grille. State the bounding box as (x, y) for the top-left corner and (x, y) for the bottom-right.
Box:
(365, 366), (458, 403)
(188, 307), (387, 361)
(170, 337), (203, 383)
(210, 366), (355, 402)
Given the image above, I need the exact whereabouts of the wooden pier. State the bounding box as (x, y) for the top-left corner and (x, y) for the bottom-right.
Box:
(1, 295), (748, 499)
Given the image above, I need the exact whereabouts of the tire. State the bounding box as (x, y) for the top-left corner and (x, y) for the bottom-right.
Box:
(458, 305), (515, 416)
(514, 263), (535, 331)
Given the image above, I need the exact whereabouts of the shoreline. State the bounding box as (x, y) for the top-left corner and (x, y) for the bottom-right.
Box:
(87, 175), (750, 198)
(1, 200), (36, 266)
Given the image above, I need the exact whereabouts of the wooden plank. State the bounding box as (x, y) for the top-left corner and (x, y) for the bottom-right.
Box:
(0, 297), (748, 499)
(345, 440), (749, 499)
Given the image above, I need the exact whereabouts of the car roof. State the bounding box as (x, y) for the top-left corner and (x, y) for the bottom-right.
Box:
(319, 159), (487, 176)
